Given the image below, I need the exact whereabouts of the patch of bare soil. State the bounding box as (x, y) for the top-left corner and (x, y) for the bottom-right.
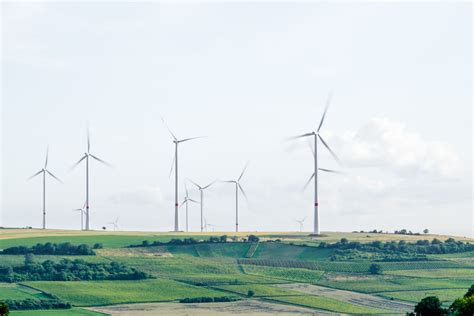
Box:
(87, 299), (332, 315)
(276, 283), (413, 312)
(96, 247), (172, 257)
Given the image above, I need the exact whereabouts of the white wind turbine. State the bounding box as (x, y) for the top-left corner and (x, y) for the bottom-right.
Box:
(72, 129), (110, 231)
(289, 94), (342, 235)
(179, 184), (198, 232)
(73, 202), (86, 230)
(28, 147), (63, 229)
(296, 217), (306, 232)
(162, 118), (203, 232)
(108, 217), (120, 231)
(222, 163), (249, 232)
(189, 180), (216, 232)
(203, 217), (216, 232)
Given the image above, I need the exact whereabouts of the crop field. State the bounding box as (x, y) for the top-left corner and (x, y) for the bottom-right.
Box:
(12, 308), (105, 315)
(0, 229), (472, 315)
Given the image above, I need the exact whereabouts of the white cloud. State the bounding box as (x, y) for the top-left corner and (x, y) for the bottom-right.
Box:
(338, 118), (462, 178)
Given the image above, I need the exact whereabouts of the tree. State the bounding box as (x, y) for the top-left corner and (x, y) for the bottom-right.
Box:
(0, 302), (9, 316)
(414, 296), (446, 316)
(24, 253), (35, 265)
(423, 229), (429, 234)
(247, 235), (259, 243)
(369, 263), (382, 275)
(464, 285), (474, 298)
(247, 290), (255, 297)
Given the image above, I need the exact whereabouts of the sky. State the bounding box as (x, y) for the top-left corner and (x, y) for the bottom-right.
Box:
(1, 2), (472, 237)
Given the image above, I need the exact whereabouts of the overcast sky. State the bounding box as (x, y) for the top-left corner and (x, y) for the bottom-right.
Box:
(1, 2), (472, 237)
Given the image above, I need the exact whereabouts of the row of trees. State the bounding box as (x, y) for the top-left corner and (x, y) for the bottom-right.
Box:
(179, 296), (240, 303)
(130, 235), (260, 248)
(0, 257), (149, 282)
(319, 238), (474, 255)
(411, 285), (473, 315)
(0, 242), (102, 255)
(1, 298), (70, 311)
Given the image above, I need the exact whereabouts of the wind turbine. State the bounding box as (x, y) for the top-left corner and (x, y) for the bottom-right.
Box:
(189, 180), (216, 232)
(28, 146), (62, 229)
(179, 184), (198, 232)
(72, 129), (110, 231)
(162, 118), (203, 232)
(203, 217), (216, 232)
(296, 217), (306, 232)
(222, 163), (249, 232)
(108, 217), (119, 231)
(73, 202), (86, 230)
(289, 94), (342, 235)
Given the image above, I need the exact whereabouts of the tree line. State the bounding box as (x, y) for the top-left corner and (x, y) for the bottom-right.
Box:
(0, 242), (103, 256)
(129, 235), (260, 248)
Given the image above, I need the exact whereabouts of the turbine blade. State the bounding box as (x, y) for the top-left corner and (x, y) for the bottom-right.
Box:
(87, 128), (91, 153)
(46, 170), (63, 183)
(203, 181), (216, 190)
(178, 136), (205, 143)
(306, 138), (315, 157)
(89, 154), (112, 167)
(238, 162), (249, 182)
(71, 155), (87, 170)
(169, 153), (176, 178)
(185, 183), (189, 196)
(318, 134), (342, 166)
(287, 133), (314, 141)
(317, 93), (332, 132)
(161, 117), (178, 141)
(303, 173), (315, 191)
(238, 183), (248, 201)
(179, 200), (187, 208)
(188, 199), (199, 203)
(44, 146), (49, 169)
(28, 170), (43, 181)
(319, 168), (342, 174)
(188, 179), (202, 189)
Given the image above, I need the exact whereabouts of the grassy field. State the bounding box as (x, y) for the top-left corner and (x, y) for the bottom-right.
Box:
(12, 308), (105, 315)
(1, 229), (472, 315)
(24, 279), (226, 306)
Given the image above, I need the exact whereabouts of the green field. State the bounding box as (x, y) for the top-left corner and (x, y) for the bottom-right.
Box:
(24, 279), (225, 306)
(12, 308), (104, 315)
(1, 229), (472, 315)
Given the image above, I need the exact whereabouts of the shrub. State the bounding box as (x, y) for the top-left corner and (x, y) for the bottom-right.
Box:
(247, 290), (255, 297)
(414, 296), (446, 316)
(369, 263), (382, 275)
(0, 302), (9, 316)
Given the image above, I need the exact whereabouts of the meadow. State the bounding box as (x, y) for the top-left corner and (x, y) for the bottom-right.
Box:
(1, 229), (472, 315)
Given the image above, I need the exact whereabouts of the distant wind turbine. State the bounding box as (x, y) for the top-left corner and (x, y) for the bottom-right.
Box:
(73, 202), (86, 230)
(189, 180), (216, 232)
(288, 94), (342, 235)
(108, 217), (120, 231)
(72, 129), (110, 231)
(162, 118), (204, 232)
(222, 163), (249, 232)
(28, 146), (62, 229)
(180, 184), (198, 232)
(203, 217), (216, 232)
(296, 217), (306, 232)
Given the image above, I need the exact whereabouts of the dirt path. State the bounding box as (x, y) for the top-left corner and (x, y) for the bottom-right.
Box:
(276, 283), (413, 312)
(87, 299), (333, 315)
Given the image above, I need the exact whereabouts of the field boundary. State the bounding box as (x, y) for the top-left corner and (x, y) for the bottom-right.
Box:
(245, 242), (259, 258)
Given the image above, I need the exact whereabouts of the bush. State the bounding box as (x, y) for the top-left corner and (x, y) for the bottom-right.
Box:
(247, 290), (255, 297)
(0, 302), (9, 316)
(4, 299), (70, 311)
(247, 235), (259, 243)
(369, 263), (382, 275)
(414, 296), (446, 316)
(1, 243), (94, 256)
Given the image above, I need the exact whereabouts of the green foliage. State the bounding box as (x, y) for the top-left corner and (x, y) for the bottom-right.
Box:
(414, 296), (446, 315)
(247, 235), (259, 243)
(24, 254), (35, 265)
(450, 296), (474, 315)
(0, 258), (149, 282)
(179, 296), (240, 303)
(1, 243), (94, 256)
(247, 290), (255, 297)
(369, 263), (383, 274)
(4, 298), (71, 311)
(0, 302), (9, 316)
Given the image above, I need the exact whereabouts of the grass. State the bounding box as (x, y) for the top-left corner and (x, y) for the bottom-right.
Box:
(215, 283), (303, 297)
(0, 283), (50, 301)
(386, 268), (474, 279)
(317, 275), (473, 293)
(24, 279), (226, 306)
(379, 288), (467, 303)
(11, 308), (105, 315)
(253, 242), (334, 261)
(242, 265), (325, 283)
(268, 295), (390, 314)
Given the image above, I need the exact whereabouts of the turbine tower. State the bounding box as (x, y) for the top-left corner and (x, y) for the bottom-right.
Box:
(296, 217), (306, 232)
(72, 129), (110, 231)
(180, 184), (198, 232)
(222, 163), (249, 232)
(73, 202), (86, 230)
(189, 180), (215, 232)
(162, 118), (203, 232)
(28, 146), (62, 229)
(289, 94), (341, 235)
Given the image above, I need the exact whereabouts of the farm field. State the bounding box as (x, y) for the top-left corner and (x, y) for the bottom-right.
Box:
(0, 229), (473, 315)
